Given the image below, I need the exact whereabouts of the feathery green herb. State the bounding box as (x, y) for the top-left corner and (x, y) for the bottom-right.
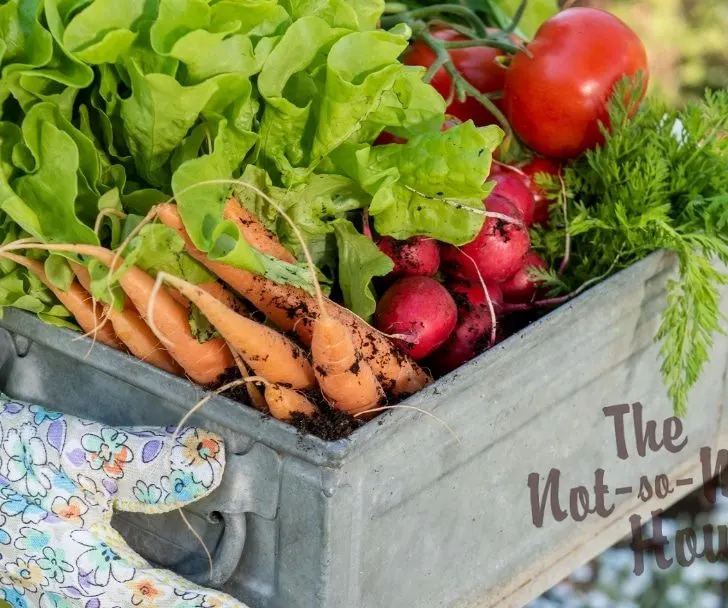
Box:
(531, 85), (728, 415)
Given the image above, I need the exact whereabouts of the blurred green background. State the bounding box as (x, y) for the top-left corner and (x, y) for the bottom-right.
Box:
(564, 0), (728, 105)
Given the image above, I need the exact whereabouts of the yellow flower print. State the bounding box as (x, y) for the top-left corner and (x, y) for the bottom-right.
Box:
(171, 429), (222, 488)
(0, 558), (48, 595)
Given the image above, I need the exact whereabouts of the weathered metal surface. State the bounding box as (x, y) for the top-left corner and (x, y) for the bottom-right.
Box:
(0, 250), (725, 608)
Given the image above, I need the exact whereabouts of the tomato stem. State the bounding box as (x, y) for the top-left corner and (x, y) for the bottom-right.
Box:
(423, 53), (448, 84)
(503, 0), (528, 34)
(443, 37), (520, 54)
(408, 28), (513, 137)
(428, 19), (477, 39)
(381, 4), (488, 37)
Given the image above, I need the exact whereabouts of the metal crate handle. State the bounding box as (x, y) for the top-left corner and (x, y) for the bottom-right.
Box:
(185, 443), (281, 588)
(187, 511), (247, 588)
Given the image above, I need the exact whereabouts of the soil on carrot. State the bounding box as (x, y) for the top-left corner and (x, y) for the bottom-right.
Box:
(210, 368), (362, 441)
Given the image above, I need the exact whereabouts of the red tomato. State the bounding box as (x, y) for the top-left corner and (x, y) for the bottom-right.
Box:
(404, 28), (509, 127)
(519, 158), (562, 225)
(503, 8), (648, 159)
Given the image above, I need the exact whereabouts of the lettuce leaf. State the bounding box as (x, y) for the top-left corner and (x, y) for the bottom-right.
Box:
(331, 218), (392, 321)
(332, 122), (503, 244)
(120, 61), (221, 186)
(0, 267), (77, 329)
(275, 174), (368, 270)
(2, 103), (98, 244)
(257, 16), (346, 182)
(310, 25), (410, 162)
(124, 224), (215, 284)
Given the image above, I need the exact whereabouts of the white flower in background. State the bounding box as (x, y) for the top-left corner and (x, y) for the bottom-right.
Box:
(621, 571), (651, 598)
(682, 559), (710, 584)
(666, 584), (690, 606)
(548, 583), (573, 600)
(599, 548), (634, 571)
(700, 592), (721, 608)
(703, 562), (728, 581)
(585, 590), (611, 608)
(568, 565), (593, 584)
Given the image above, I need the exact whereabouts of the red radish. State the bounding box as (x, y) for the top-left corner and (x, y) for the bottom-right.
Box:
(500, 251), (548, 303)
(451, 280), (504, 312)
(374, 276), (457, 360)
(374, 131), (406, 145)
(428, 282), (502, 374)
(520, 158), (562, 225)
(440, 197), (530, 283)
(488, 172), (536, 225)
(377, 236), (440, 278)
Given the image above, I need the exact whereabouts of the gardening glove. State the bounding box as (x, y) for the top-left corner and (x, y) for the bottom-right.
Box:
(0, 393), (248, 608)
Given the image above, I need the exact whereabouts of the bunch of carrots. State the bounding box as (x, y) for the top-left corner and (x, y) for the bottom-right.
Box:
(1, 195), (431, 428)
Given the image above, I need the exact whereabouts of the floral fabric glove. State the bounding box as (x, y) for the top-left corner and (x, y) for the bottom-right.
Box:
(0, 393), (248, 608)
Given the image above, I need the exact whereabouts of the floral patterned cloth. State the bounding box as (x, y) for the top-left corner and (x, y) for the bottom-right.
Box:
(0, 394), (248, 608)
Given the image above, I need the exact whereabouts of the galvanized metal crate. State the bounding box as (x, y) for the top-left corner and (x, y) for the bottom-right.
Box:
(1, 250), (726, 608)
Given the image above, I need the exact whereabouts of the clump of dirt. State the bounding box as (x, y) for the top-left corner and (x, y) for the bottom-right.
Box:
(208, 368), (361, 440)
(290, 407), (363, 441)
(208, 368), (269, 414)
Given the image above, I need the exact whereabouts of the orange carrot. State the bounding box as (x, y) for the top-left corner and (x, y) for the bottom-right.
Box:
(70, 262), (183, 376)
(156, 272), (315, 390)
(7, 244), (235, 385)
(169, 279), (247, 315)
(223, 197), (296, 263)
(3, 253), (124, 350)
(264, 384), (318, 422)
(311, 315), (384, 415)
(156, 203), (431, 395)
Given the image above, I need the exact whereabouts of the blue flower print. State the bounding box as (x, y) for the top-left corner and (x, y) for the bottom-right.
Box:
(132, 481), (162, 505)
(163, 470), (205, 504)
(2, 424), (51, 497)
(28, 405), (63, 426)
(14, 527), (50, 554)
(81, 429), (132, 480)
(72, 531), (135, 587)
(51, 469), (76, 495)
(0, 488), (47, 524)
(37, 547), (73, 584)
(0, 514), (10, 545)
(1, 586), (28, 608)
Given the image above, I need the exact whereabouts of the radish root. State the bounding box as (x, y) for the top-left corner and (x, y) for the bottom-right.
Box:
(454, 247), (498, 346)
(557, 173), (570, 276)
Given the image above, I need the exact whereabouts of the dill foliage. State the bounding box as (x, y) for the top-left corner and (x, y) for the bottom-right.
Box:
(530, 85), (728, 415)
